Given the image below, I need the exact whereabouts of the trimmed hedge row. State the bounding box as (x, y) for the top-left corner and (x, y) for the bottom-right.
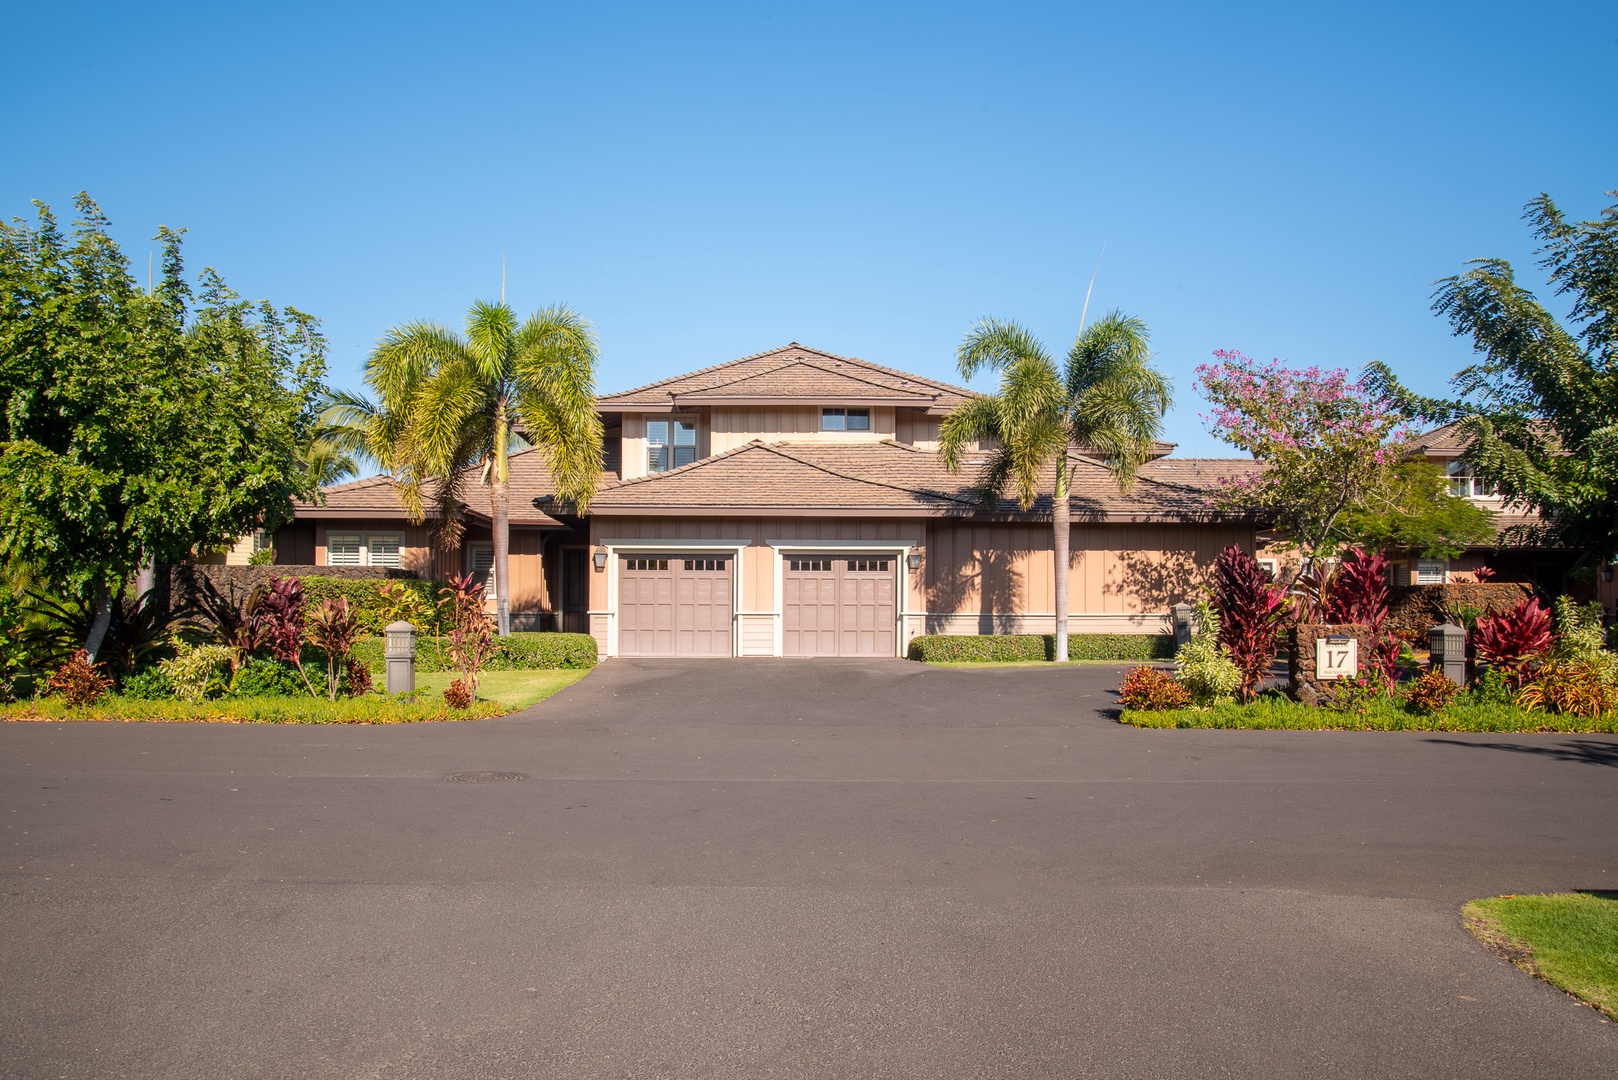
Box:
(907, 633), (1175, 663)
(300, 576), (444, 634)
(349, 631), (598, 673)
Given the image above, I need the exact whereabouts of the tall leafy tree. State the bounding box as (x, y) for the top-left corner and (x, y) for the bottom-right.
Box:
(939, 312), (1171, 662)
(0, 194), (326, 657)
(1365, 191), (1618, 576)
(355, 301), (603, 634)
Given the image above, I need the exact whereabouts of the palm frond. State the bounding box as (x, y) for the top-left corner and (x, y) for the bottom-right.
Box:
(938, 395), (1000, 472)
(956, 318), (1051, 380)
(464, 300), (519, 388)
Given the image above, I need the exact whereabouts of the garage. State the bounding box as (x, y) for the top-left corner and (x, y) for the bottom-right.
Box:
(783, 555), (897, 657)
(618, 555), (734, 656)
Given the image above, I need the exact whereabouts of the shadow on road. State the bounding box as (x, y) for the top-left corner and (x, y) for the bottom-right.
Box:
(1422, 737), (1618, 768)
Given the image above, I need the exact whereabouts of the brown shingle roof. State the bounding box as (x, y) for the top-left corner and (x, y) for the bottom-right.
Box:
(597, 343), (975, 411)
(297, 449), (565, 526)
(581, 440), (1261, 522)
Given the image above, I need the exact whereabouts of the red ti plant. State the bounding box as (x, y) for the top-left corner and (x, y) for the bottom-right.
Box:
(256, 577), (317, 697)
(1213, 545), (1288, 701)
(438, 573), (498, 702)
(1324, 547), (1401, 688)
(304, 596), (363, 701)
(1472, 597), (1554, 687)
(1472, 564), (1497, 583)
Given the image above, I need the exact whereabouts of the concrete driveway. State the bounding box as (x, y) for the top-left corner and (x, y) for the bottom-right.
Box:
(3, 659), (1615, 1078)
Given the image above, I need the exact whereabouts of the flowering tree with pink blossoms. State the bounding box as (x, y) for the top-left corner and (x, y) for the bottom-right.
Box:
(1195, 351), (1419, 565)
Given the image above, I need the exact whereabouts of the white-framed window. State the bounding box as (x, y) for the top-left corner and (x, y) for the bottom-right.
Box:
(1257, 557), (1279, 581)
(467, 542), (495, 593)
(327, 532), (402, 568)
(1416, 558), (1448, 585)
(821, 407), (870, 431)
(1447, 461), (1495, 498)
(327, 534), (362, 566)
(647, 418), (697, 473)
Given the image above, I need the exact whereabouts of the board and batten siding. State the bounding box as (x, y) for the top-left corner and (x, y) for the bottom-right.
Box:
(706, 406), (898, 455)
(305, 520), (551, 618)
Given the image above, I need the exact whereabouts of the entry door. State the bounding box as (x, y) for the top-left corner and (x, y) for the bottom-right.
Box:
(783, 556), (897, 657)
(561, 548), (588, 634)
(618, 555), (733, 657)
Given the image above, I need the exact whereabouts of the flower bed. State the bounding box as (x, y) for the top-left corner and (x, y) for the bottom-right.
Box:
(1, 694), (505, 725)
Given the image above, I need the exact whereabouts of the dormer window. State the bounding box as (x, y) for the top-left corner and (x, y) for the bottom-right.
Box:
(821, 407), (870, 431)
(1447, 461), (1495, 498)
(647, 418), (697, 473)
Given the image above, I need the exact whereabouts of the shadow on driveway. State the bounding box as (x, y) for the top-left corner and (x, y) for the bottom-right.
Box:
(1422, 737), (1618, 768)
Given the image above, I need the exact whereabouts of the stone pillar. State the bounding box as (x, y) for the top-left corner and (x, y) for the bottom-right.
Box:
(385, 621), (418, 695)
(1172, 603), (1194, 649)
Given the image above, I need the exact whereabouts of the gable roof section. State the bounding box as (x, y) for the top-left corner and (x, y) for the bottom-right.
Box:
(580, 440), (1263, 522)
(597, 343), (975, 412)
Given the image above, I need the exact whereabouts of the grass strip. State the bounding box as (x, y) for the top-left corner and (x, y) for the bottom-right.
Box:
(1463, 893), (1618, 1018)
(1120, 697), (1618, 733)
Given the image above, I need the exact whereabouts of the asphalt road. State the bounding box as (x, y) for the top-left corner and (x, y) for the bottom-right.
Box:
(3, 659), (1616, 1079)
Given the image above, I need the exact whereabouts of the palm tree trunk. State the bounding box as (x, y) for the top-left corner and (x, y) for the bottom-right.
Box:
(84, 583), (114, 663)
(493, 404), (512, 637)
(1053, 468), (1071, 663)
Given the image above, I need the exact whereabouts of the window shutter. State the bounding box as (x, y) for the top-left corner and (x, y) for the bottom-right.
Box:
(328, 535), (361, 566)
(471, 545), (495, 593)
(368, 535), (401, 568)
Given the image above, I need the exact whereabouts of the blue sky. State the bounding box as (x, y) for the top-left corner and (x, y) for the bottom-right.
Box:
(4, 1), (1613, 456)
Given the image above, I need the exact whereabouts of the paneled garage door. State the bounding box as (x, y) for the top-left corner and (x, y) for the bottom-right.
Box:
(618, 555), (733, 656)
(783, 556), (897, 657)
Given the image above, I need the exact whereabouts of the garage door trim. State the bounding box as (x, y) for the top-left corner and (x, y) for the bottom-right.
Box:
(768, 540), (916, 658)
(596, 539), (747, 658)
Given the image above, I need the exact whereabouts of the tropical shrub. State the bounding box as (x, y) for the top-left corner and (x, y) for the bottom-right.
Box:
(1471, 666), (1514, 705)
(256, 577), (318, 696)
(1515, 660), (1618, 718)
(443, 678), (473, 710)
(1175, 601), (1242, 706)
(1116, 665), (1192, 710)
(0, 589), (29, 702)
(439, 574), (498, 701)
(305, 596), (363, 701)
(347, 632), (600, 673)
(302, 576), (444, 634)
(1322, 672), (1389, 715)
(119, 666), (173, 700)
(1550, 596), (1617, 683)
(24, 587), (198, 676)
(1405, 669), (1462, 714)
(373, 580), (439, 633)
(1472, 597), (1554, 686)
(345, 658), (373, 697)
(1212, 545), (1287, 702)
(1324, 547), (1401, 687)
(158, 638), (233, 703)
(46, 650), (112, 706)
(228, 657), (307, 698)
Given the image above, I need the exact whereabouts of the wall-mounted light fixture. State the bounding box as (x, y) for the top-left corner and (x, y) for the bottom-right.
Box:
(906, 552), (922, 570)
(593, 549), (608, 570)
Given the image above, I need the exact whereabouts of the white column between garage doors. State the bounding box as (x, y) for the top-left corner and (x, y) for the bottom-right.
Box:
(595, 540), (748, 658)
(768, 541), (916, 658)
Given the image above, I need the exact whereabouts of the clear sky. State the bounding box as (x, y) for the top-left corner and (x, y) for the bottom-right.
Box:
(4, 1), (1613, 457)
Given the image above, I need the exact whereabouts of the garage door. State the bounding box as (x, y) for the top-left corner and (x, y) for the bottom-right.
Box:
(618, 555), (733, 656)
(783, 556), (896, 657)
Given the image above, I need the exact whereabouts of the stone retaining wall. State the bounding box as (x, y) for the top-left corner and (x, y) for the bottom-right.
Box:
(1288, 623), (1381, 705)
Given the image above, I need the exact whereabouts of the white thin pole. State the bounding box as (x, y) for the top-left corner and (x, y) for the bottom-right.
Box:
(1078, 242), (1105, 336)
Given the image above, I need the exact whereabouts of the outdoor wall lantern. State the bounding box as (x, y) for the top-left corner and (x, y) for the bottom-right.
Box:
(593, 549), (608, 570)
(906, 552), (923, 570)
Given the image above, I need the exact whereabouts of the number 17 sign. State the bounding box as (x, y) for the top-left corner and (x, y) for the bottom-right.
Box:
(1316, 636), (1358, 680)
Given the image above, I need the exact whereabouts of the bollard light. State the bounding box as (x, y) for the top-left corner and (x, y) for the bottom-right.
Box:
(384, 620), (418, 695)
(1172, 602), (1194, 649)
(1429, 621), (1466, 685)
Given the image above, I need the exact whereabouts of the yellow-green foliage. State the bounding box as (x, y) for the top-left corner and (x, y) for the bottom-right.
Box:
(2, 694), (504, 724)
(1551, 596), (1617, 684)
(1122, 695), (1618, 732)
(1175, 600), (1242, 705)
(157, 638), (233, 703)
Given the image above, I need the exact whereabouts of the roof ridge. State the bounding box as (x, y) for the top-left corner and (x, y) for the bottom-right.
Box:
(757, 442), (978, 506)
(598, 343), (830, 400)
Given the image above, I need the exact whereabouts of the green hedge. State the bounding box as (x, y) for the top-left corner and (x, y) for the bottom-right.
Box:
(299, 576), (444, 634)
(907, 633), (1175, 663)
(349, 631), (597, 673)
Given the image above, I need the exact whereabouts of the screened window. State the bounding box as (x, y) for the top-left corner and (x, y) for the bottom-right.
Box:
(821, 408), (870, 431)
(1416, 559), (1448, 585)
(327, 534), (362, 566)
(1447, 461), (1495, 498)
(647, 418), (697, 473)
(847, 559), (890, 572)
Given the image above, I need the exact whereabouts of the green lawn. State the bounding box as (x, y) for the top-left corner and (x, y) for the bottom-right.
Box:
(1120, 696), (1618, 733)
(1463, 893), (1618, 1018)
(414, 668), (591, 711)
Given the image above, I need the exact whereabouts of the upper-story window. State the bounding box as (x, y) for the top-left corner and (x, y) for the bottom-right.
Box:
(821, 407), (870, 431)
(647, 418), (697, 473)
(1447, 461), (1495, 498)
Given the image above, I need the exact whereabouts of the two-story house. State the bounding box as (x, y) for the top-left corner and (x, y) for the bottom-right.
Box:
(278, 343), (1273, 658)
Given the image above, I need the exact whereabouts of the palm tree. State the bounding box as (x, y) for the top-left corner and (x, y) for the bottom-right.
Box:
(298, 401), (363, 488)
(349, 301), (603, 635)
(938, 311), (1171, 662)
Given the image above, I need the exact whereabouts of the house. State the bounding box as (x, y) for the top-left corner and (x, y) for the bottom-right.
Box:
(1394, 423), (1602, 602)
(274, 343), (1274, 656)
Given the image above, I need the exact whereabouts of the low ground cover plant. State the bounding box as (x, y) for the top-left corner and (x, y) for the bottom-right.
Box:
(1464, 892), (1618, 1019)
(1121, 693), (1618, 733)
(908, 634), (1174, 663)
(1403, 669), (1462, 714)
(46, 650), (112, 706)
(1116, 665), (1191, 710)
(2, 694), (505, 724)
